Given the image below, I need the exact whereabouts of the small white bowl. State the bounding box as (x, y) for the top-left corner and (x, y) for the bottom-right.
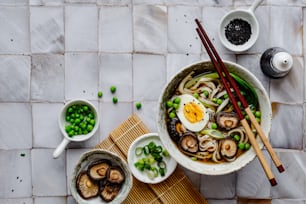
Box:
(127, 133), (177, 184)
(53, 99), (99, 158)
(71, 149), (133, 204)
(218, 0), (263, 53)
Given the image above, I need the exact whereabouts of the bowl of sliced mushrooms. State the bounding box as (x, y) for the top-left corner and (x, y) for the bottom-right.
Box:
(71, 149), (132, 204)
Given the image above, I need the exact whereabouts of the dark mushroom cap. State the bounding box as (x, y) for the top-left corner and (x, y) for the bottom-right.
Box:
(87, 160), (111, 181)
(107, 167), (125, 184)
(179, 132), (198, 153)
(220, 138), (238, 159)
(215, 112), (239, 130)
(76, 171), (99, 199)
(168, 117), (184, 141)
(100, 184), (120, 202)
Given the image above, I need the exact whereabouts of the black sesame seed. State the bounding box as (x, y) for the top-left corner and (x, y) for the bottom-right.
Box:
(225, 18), (252, 45)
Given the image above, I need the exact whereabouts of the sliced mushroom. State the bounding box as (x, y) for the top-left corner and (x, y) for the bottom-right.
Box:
(220, 138), (238, 160)
(100, 184), (120, 202)
(179, 132), (198, 153)
(76, 171), (99, 199)
(168, 117), (185, 141)
(107, 167), (125, 184)
(87, 160), (111, 181)
(215, 112), (239, 130)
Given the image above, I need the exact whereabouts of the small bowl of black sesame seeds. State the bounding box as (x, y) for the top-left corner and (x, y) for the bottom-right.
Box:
(218, 0), (263, 53)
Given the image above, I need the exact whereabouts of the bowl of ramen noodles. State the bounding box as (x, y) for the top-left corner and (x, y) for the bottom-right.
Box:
(157, 60), (272, 175)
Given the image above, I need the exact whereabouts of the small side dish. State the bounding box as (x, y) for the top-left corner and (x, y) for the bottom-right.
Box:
(76, 159), (125, 202)
(127, 133), (177, 184)
(71, 150), (132, 204)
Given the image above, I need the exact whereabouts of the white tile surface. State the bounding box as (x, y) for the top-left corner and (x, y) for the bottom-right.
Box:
(270, 6), (303, 55)
(99, 54), (133, 102)
(271, 151), (306, 199)
(65, 53), (99, 100)
(34, 197), (66, 204)
(133, 54), (166, 101)
(0, 198), (33, 204)
(0, 55), (31, 102)
(99, 102), (132, 141)
(0, 7), (30, 54)
(32, 149), (67, 196)
(270, 104), (304, 149)
(133, 5), (167, 53)
(1, 1), (306, 202)
(200, 172), (236, 199)
(236, 150), (272, 198)
(99, 6), (133, 52)
(31, 54), (65, 101)
(32, 103), (63, 148)
(166, 53), (201, 81)
(30, 7), (64, 54)
(0, 150), (32, 198)
(270, 57), (304, 104)
(65, 5), (98, 51)
(168, 6), (201, 54)
(0, 103), (32, 149)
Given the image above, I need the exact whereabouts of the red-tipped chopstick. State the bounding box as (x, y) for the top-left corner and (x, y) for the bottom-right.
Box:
(195, 19), (283, 186)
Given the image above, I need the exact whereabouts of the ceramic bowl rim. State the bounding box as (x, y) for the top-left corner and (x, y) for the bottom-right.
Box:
(157, 60), (272, 175)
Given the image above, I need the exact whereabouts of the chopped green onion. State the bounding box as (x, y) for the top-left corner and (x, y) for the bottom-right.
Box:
(135, 147), (143, 156)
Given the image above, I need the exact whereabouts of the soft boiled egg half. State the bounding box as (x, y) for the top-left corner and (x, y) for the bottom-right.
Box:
(176, 94), (209, 132)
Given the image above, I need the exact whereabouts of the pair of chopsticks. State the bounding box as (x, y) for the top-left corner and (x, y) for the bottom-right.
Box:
(195, 19), (284, 186)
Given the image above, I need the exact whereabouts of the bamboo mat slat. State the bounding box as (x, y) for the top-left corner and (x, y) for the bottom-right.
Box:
(95, 114), (208, 204)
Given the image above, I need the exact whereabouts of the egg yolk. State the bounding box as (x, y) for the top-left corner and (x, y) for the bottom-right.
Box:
(183, 102), (204, 123)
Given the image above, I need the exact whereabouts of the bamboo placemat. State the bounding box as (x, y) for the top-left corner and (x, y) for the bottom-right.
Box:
(95, 114), (208, 204)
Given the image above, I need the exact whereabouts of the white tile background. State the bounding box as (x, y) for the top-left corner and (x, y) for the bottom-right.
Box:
(0, 1), (306, 203)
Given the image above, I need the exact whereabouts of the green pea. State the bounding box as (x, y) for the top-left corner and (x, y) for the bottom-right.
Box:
(238, 143), (245, 150)
(212, 98), (218, 103)
(237, 101), (242, 107)
(173, 97), (180, 104)
(97, 91), (103, 98)
(245, 143), (251, 150)
(113, 97), (118, 104)
(68, 130), (75, 137)
(191, 157), (197, 161)
(80, 123), (86, 130)
(87, 124), (93, 132)
(136, 102), (142, 110)
(217, 99), (223, 105)
(173, 103), (179, 110)
(65, 125), (71, 132)
(66, 116), (70, 122)
(203, 90), (209, 97)
(75, 118), (81, 124)
(169, 112), (176, 119)
(166, 100), (173, 108)
(88, 113), (94, 119)
(193, 93), (199, 99)
(245, 115), (250, 120)
(223, 94), (229, 99)
(256, 117), (261, 123)
(83, 130), (88, 135)
(233, 134), (240, 142)
(82, 105), (89, 112)
(110, 86), (117, 93)
(74, 126), (79, 131)
(255, 111), (261, 118)
(68, 107), (73, 113)
(89, 119), (95, 125)
(211, 123), (218, 129)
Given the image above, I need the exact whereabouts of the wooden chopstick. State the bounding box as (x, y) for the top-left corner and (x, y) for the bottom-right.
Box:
(195, 19), (280, 186)
(195, 19), (285, 174)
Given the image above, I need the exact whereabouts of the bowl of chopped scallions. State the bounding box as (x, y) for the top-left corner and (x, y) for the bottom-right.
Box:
(127, 133), (177, 184)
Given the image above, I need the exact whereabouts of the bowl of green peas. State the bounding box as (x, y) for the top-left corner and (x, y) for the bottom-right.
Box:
(53, 99), (99, 158)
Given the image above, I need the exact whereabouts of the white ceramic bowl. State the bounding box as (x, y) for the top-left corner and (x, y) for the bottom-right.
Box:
(157, 60), (272, 175)
(71, 149), (133, 204)
(53, 99), (99, 158)
(127, 133), (177, 184)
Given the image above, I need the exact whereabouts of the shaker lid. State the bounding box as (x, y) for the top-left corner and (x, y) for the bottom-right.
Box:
(271, 51), (293, 72)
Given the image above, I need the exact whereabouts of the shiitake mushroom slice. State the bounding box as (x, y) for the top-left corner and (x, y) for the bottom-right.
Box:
(76, 171), (99, 199)
(87, 160), (111, 181)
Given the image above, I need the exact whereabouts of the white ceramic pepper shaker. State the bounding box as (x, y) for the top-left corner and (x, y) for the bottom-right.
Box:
(260, 47), (293, 78)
